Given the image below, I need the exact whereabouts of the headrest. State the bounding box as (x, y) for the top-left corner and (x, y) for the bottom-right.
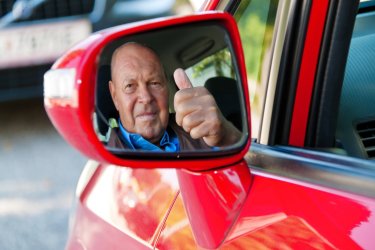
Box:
(204, 76), (242, 130)
(96, 65), (118, 136)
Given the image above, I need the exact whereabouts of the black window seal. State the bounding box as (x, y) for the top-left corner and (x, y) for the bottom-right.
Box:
(268, 0), (312, 145)
(306, 0), (359, 148)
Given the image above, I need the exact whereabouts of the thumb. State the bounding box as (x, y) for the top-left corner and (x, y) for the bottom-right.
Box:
(174, 68), (193, 90)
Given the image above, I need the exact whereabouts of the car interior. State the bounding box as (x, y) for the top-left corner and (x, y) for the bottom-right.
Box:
(336, 7), (375, 160)
(94, 22), (243, 145)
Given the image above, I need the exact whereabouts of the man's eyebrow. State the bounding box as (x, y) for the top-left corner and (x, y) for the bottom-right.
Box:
(120, 77), (135, 85)
(147, 71), (166, 80)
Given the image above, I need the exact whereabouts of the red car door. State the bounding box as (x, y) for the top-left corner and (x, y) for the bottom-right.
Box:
(155, 0), (375, 249)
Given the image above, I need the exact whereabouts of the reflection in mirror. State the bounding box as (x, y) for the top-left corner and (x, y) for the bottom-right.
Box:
(94, 22), (247, 157)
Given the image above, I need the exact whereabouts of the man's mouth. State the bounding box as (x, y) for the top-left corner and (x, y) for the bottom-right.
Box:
(136, 112), (157, 121)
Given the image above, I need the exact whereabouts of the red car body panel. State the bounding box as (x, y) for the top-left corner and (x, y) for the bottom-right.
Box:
(68, 161), (253, 249)
(66, 202), (152, 250)
(289, 0), (330, 146)
(81, 166), (180, 246)
(71, 162), (375, 249)
(222, 172), (375, 249)
(69, 165), (180, 249)
(154, 171), (375, 249)
(200, 0), (220, 11)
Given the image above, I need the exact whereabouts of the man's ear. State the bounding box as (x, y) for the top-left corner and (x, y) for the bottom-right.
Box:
(109, 80), (119, 111)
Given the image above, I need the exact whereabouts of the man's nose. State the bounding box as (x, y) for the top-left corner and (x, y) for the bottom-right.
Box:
(137, 85), (153, 103)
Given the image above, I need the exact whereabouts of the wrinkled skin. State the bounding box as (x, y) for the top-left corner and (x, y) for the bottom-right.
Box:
(109, 43), (169, 144)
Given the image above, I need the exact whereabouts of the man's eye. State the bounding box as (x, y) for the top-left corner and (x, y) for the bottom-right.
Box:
(150, 82), (162, 88)
(124, 83), (135, 92)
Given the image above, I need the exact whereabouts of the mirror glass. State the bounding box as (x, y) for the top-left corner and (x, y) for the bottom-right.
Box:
(94, 21), (248, 157)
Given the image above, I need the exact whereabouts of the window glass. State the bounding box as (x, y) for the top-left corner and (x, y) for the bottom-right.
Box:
(95, 22), (246, 152)
(185, 48), (234, 87)
(171, 0), (205, 14)
(233, 0), (279, 138)
(184, 48), (243, 132)
(336, 8), (375, 160)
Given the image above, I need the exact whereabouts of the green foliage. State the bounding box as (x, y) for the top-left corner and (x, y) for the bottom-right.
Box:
(234, 0), (278, 113)
(191, 49), (234, 79)
(236, 0), (274, 81)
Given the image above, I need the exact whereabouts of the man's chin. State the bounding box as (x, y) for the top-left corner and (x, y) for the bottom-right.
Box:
(138, 129), (163, 144)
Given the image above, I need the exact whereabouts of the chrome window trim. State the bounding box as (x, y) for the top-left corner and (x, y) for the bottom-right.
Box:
(246, 143), (375, 198)
(259, 0), (293, 144)
(216, 0), (235, 12)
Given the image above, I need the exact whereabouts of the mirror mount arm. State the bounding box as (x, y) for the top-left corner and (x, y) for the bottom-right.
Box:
(177, 160), (252, 248)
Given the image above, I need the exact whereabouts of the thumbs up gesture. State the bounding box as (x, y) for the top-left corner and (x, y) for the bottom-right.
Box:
(173, 68), (241, 147)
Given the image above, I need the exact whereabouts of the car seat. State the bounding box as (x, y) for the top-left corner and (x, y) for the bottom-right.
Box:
(204, 76), (242, 131)
(96, 65), (118, 138)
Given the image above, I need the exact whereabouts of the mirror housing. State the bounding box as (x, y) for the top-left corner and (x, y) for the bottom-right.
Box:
(44, 12), (251, 171)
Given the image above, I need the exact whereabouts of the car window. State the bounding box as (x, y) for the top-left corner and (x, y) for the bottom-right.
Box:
(232, 0), (279, 138)
(184, 48), (243, 131)
(171, 0), (204, 14)
(336, 3), (375, 160)
(185, 48), (234, 86)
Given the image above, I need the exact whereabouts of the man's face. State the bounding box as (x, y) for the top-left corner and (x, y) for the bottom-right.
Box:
(109, 44), (169, 144)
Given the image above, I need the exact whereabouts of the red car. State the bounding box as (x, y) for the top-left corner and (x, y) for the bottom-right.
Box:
(44, 0), (375, 249)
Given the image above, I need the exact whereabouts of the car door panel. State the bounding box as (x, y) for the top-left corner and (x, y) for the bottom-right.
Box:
(66, 201), (153, 250)
(157, 145), (374, 249)
(224, 174), (373, 249)
(154, 161), (253, 249)
(70, 164), (181, 249)
(225, 143), (375, 249)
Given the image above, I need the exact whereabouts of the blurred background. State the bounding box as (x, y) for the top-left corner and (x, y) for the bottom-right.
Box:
(0, 0), (202, 249)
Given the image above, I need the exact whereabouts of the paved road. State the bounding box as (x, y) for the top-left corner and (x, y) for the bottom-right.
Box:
(0, 99), (87, 250)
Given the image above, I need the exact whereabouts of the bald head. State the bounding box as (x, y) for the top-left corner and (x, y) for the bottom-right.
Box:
(110, 43), (165, 81)
(108, 42), (170, 144)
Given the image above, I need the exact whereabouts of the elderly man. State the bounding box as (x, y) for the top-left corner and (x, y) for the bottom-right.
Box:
(108, 42), (241, 151)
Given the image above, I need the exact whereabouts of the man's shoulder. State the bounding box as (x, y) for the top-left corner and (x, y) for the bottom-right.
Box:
(107, 127), (129, 149)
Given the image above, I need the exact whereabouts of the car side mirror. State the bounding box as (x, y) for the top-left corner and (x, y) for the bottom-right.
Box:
(43, 12), (251, 171)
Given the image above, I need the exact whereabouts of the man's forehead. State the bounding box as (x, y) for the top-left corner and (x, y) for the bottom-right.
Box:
(116, 55), (163, 74)
(114, 43), (159, 63)
(112, 59), (164, 85)
(112, 44), (163, 73)
(121, 65), (164, 80)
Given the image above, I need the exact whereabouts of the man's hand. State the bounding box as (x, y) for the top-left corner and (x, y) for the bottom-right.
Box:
(173, 68), (241, 147)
